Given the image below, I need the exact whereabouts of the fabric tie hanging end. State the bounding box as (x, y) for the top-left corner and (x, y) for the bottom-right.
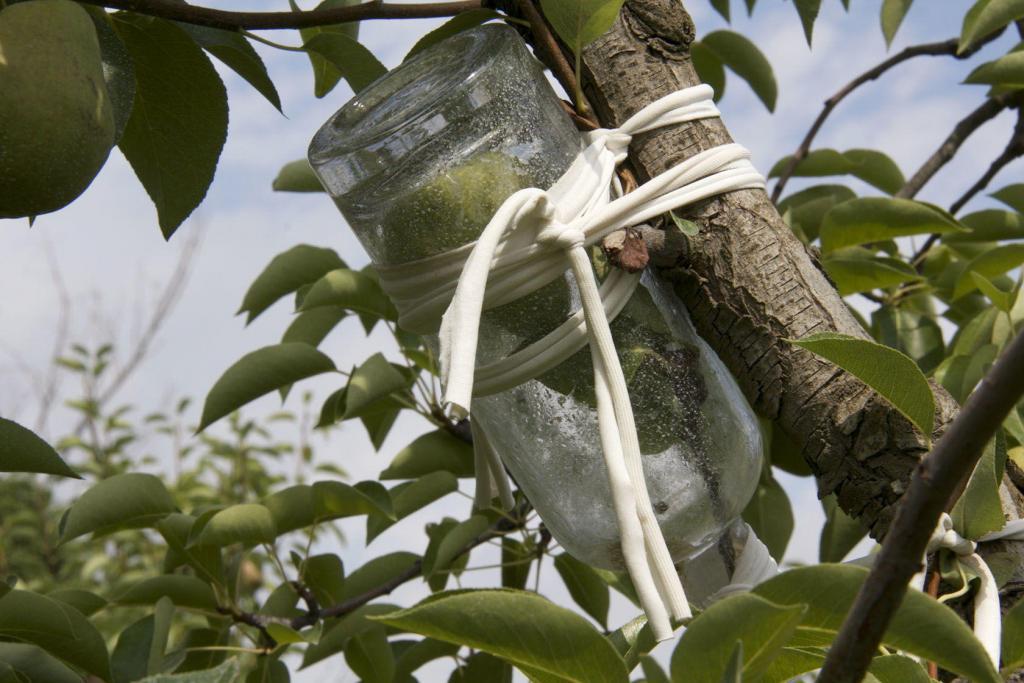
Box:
(376, 84), (764, 640)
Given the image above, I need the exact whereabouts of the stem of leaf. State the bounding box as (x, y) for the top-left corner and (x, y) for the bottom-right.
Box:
(242, 30), (307, 52)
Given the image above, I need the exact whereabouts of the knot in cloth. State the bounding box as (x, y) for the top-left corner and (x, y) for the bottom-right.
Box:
(909, 513), (1024, 668)
(375, 84), (765, 640)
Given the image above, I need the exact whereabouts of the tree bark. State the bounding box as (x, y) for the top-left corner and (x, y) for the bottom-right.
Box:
(577, 0), (962, 538)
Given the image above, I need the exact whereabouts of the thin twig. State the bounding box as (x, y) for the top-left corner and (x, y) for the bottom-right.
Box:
(818, 328), (1024, 683)
(34, 242), (72, 435)
(72, 228), (200, 436)
(896, 94), (1014, 201)
(771, 32), (1003, 203)
(75, 0), (483, 31)
(949, 108), (1024, 215)
(288, 501), (531, 630)
(910, 105), (1024, 267)
(515, 0), (595, 119)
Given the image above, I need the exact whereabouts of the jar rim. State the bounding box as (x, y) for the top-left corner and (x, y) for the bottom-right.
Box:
(308, 23), (520, 165)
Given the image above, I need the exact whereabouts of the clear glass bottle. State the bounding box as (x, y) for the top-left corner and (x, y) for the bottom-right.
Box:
(309, 24), (763, 569)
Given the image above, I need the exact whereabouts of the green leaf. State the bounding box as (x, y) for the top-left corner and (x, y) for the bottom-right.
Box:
(710, 0), (731, 22)
(157, 513), (224, 586)
(293, 0), (361, 98)
(960, 0), (1024, 52)
(372, 589), (629, 683)
(367, 472), (459, 543)
(114, 575), (218, 612)
(313, 480), (395, 523)
(669, 210), (700, 236)
(0, 643), (81, 683)
(262, 484), (315, 534)
(341, 553), (421, 603)
(113, 15), (228, 239)
(539, 0), (627, 55)
(272, 159), (325, 193)
(61, 472), (176, 542)
(245, 658), (289, 683)
(304, 33), (387, 94)
(950, 432), (1007, 538)
(85, 7), (136, 144)
(768, 149), (904, 195)
(46, 588), (108, 617)
(792, 0), (821, 44)
(790, 332), (935, 438)
(297, 553), (345, 606)
(819, 198), (962, 253)
(1002, 593), (1024, 669)
(870, 306), (946, 375)
(719, 642), (742, 683)
(823, 255), (921, 295)
(177, 24), (281, 111)
(992, 183), (1024, 212)
(553, 554), (611, 628)
(380, 429), (476, 479)
(741, 472), (793, 561)
(343, 354), (410, 419)
(966, 50), (1024, 88)
(690, 41), (726, 100)
(669, 593), (806, 683)
(0, 417), (79, 478)
(0, 590), (112, 681)
(394, 638), (460, 680)
(282, 306), (347, 348)
(869, 654), (932, 682)
(194, 503), (277, 547)
(952, 244), (1024, 299)
(819, 494), (868, 562)
(134, 659), (241, 682)
(451, 651), (513, 682)
(299, 268), (397, 320)
(112, 615), (160, 683)
(701, 30), (777, 111)
(302, 604), (399, 669)
(405, 9), (503, 59)
(425, 514), (491, 578)
(947, 209), (1024, 242)
(607, 614), (656, 669)
(501, 538), (534, 590)
(971, 272), (1014, 311)
(880, 0), (914, 45)
(345, 626), (394, 683)
(199, 344), (336, 431)
(777, 184), (856, 242)
(640, 655), (670, 683)
(238, 245), (345, 323)
(752, 565), (1001, 683)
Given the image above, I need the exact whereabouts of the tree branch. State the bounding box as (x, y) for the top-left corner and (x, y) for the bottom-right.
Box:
(896, 94), (1014, 201)
(909, 103), (1023, 267)
(819, 327), (1024, 683)
(74, 0), (483, 31)
(288, 500), (530, 630)
(771, 32), (1002, 204)
(949, 107), (1024, 215)
(513, 0), (594, 118)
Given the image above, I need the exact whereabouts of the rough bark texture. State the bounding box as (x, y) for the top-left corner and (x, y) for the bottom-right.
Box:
(578, 0), (962, 538)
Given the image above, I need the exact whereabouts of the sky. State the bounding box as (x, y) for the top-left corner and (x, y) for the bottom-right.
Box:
(1, 0), (1023, 680)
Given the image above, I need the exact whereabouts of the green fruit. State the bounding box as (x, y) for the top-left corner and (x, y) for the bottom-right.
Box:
(0, 0), (115, 218)
(380, 151), (533, 263)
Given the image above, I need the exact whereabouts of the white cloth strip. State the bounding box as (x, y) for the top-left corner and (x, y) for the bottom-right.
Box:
(913, 513), (1024, 667)
(376, 85), (765, 640)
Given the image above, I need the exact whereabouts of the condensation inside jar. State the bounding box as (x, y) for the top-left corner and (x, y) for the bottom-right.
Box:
(309, 23), (764, 569)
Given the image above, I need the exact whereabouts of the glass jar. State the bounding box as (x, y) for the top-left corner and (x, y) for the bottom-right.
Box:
(309, 24), (763, 569)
